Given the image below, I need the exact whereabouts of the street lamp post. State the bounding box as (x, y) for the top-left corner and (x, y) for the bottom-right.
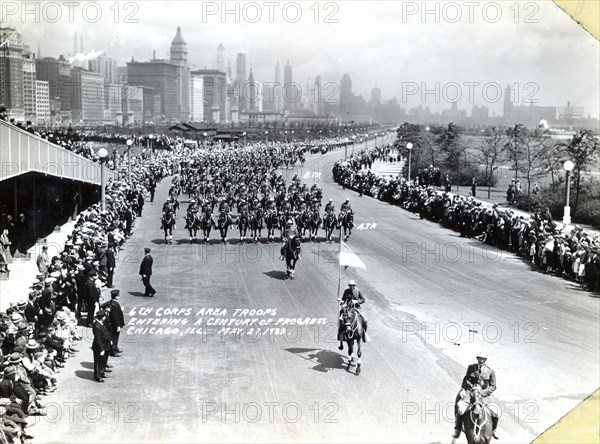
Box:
(203, 132), (208, 146)
(242, 132), (247, 147)
(344, 138), (350, 160)
(563, 160), (574, 227)
(406, 143), (413, 183)
(148, 134), (154, 161)
(98, 148), (108, 211)
(126, 139), (133, 182)
(352, 135), (356, 157)
(265, 131), (269, 144)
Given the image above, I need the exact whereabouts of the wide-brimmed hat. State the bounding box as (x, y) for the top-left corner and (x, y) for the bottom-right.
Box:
(8, 353), (22, 364)
(26, 339), (40, 350)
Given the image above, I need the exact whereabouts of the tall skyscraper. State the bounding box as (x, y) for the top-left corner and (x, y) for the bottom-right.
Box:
(191, 68), (227, 123)
(22, 46), (37, 123)
(503, 84), (513, 122)
(235, 53), (247, 112)
(128, 59), (182, 123)
(170, 27), (190, 122)
(340, 73), (353, 122)
(216, 44), (225, 72)
(36, 55), (73, 121)
(0, 28), (24, 121)
(190, 73), (204, 122)
(283, 60), (295, 112)
(370, 87), (381, 106)
(314, 75), (323, 116)
(274, 62), (282, 111)
(70, 67), (105, 123)
(35, 80), (50, 124)
(248, 69), (257, 111)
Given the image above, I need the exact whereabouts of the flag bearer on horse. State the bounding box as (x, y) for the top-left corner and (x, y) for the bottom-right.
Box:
(338, 280), (368, 350)
(453, 352), (499, 440)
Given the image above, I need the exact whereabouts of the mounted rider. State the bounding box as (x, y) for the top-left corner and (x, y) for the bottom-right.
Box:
(218, 199), (230, 216)
(340, 198), (353, 214)
(453, 352), (499, 440)
(337, 280), (368, 350)
(325, 198), (335, 215)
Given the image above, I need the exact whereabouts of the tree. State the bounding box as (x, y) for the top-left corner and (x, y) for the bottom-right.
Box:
(478, 126), (506, 199)
(519, 127), (548, 194)
(505, 124), (527, 180)
(537, 136), (566, 189)
(560, 130), (600, 213)
(437, 123), (465, 191)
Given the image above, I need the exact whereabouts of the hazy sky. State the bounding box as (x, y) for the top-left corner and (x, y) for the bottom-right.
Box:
(6, 0), (600, 117)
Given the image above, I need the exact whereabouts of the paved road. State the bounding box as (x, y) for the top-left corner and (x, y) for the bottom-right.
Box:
(32, 140), (599, 443)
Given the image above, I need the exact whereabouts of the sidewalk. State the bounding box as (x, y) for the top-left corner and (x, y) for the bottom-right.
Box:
(0, 219), (76, 311)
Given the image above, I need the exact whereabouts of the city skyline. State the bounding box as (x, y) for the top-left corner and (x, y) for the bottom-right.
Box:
(3, 1), (598, 118)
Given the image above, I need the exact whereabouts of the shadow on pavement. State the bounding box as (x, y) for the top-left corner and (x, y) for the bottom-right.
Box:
(263, 270), (288, 280)
(80, 361), (93, 369)
(128, 291), (146, 297)
(74, 369), (95, 381)
(285, 347), (346, 372)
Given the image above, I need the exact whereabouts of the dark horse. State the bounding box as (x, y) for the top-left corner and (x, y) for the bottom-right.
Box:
(184, 211), (200, 243)
(458, 389), (494, 444)
(161, 210), (176, 244)
(249, 208), (264, 242)
(339, 302), (367, 376)
(281, 235), (301, 279)
(308, 210), (322, 242)
(322, 211), (337, 242)
(295, 210), (311, 240)
(265, 210), (279, 242)
(237, 212), (250, 242)
(217, 212), (232, 243)
(338, 211), (354, 241)
(199, 211), (215, 243)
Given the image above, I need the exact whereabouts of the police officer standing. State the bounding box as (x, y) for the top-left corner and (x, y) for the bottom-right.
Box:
(139, 248), (156, 297)
(108, 289), (125, 354)
(92, 310), (112, 383)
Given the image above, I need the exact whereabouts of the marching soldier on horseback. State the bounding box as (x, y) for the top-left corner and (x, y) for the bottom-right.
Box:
(453, 352), (499, 440)
(219, 198), (230, 216)
(340, 198), (353, 214)
(337, 280), (368, 350)
(325, 198), (335, 214)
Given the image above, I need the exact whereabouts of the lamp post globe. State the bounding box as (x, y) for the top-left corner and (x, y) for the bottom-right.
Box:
(406, 143), (413, 183)
(562, 160), (575, 227)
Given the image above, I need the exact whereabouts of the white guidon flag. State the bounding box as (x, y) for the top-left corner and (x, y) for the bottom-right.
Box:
(339, 239), (367, 270)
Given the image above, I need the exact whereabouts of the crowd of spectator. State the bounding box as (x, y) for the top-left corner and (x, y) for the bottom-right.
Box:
(333, 150), (600, 294)
(0, 142), (172, 441)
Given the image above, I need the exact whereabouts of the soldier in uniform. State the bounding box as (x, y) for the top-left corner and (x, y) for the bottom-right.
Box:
(139, 248), (156, 297)
(340, 198), (353, 214)
(91, 310), (112, 383)
(325, 199), (335, 214)
(453, 352), (499, 439)
(337, 280), (367, 350)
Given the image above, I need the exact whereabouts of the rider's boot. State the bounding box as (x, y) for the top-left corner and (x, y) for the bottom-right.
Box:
(452, 414), (462, 438)
(492, 416), (499, 439)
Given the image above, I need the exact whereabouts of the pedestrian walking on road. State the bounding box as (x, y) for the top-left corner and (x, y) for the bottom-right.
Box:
(139, 248), (156, 297)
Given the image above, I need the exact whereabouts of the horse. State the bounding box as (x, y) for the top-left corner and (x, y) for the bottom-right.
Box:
(217, 212), (232, 243)
(160, 210), (176, 244)
(249, 209), (264, 243)
(199, 211), (214, 243)
(279, 214), (292, 242)
(308, 210), (322, 242)
(237, 212), (250, 242)
(339, 302), (367, 376)
(322, 211), (338, 242)
(281, 235), (301, 279)
(459, 389), (494, 444)
(184, 211), (200, 243)
(265, 210), (279, 242)
(295, 210), (311, 240)
(339, 211), (354, 241)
